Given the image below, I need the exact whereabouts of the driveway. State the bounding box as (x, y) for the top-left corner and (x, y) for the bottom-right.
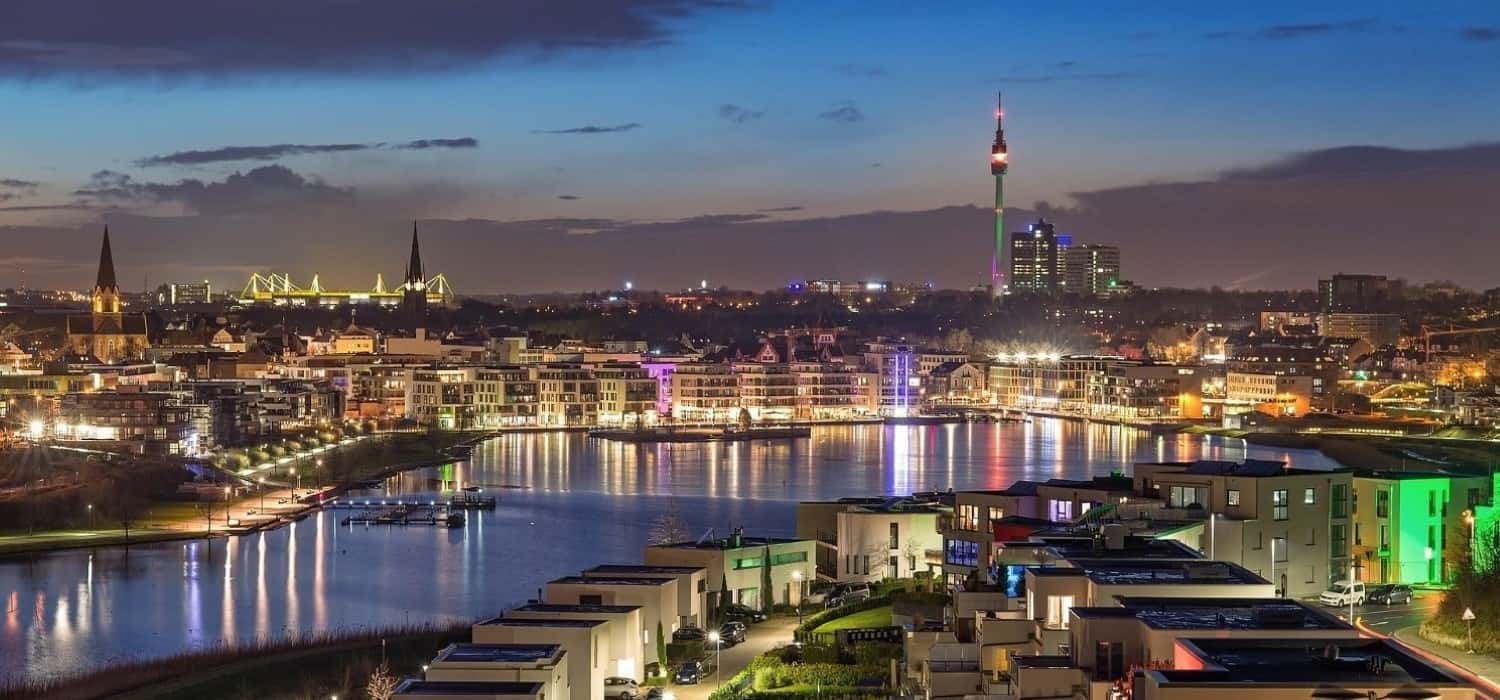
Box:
(666, 616), (798, 700)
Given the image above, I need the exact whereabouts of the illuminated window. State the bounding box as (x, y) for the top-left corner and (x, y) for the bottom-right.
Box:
(1273, 490), (1289, 521)
(1045, 595), (1075, 629)
(1304, 487), (1317, 505)
(1227, 489), (1241, 507)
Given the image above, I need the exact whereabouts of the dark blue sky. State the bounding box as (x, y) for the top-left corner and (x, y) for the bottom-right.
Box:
(2, 1), (1499, 292)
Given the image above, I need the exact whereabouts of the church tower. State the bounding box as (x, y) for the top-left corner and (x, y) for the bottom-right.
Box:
(92, 226), (121, 314)
(401, 222), (428, 323)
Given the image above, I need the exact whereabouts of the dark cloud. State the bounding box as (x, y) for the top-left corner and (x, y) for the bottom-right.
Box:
(717, 103), (765, 124)
(833, 63), (886, 77)
(0, 2), (752, 78)
(1461, 26), (1500, 42)
(138, 143), (368, 167)
(756, 206), (802, 213)
(397, 137), (479, 150)
(818, 101), (864, 124)
(74, 165), (353, 216)
(0, 178), (39, 190)
(1257, 18), (1376, 39)
(557, 194), (580, 200)
(532, 123), (642, 134)
(993, 71), (1134, 84)
(137, 138), (479, 166)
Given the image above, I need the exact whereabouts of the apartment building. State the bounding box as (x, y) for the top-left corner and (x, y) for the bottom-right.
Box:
(581, 564), (708, 630)
(668, 362), (739, 423)
(1350, 469), (1490, 585)
(504, 604), (643, 682)
(405, 366), (539, 428)
(1134, 459), (1354, 598)
(644, 529), (815, 610)
(534, 364), (598, 427)
(543, 576), (679, 671)
(821, 499), (948, 582)
(392, 680), (546, 700)
(470, 618), (610, 700)
(942, 483), (1043, 586)
(422, 643), (569, 699)
(1225, 371), (1314, 417)
(733, 361), (798, 421)
(790, 360), (865, 420)
(591, 363), (657, 427)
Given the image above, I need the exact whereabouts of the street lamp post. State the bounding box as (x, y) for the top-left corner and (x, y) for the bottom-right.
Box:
(1270, 537), (1279, 597)
(708, 631), (721, 689)
(87, 503), (94, 530)
(224, 486), (232, 525)
(1209, 513), (1216, 559)
(792, 569), (805, 626)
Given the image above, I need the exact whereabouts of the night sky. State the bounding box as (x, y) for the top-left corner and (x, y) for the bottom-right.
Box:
(2, 1), (1499, 293)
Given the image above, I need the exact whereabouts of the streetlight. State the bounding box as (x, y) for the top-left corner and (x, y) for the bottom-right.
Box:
(87, 503), (94, 530)
(224, 485), (232, 525)
(791, 569), (805, 625)
(707, 630), (721, 689)
(1209, 512), (1216, 559)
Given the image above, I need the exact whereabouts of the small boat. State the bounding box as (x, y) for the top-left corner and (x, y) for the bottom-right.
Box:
(445, 513), (467, 528)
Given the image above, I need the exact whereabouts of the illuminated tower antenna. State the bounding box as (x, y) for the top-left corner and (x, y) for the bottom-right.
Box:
(989, 92), (1009, 299)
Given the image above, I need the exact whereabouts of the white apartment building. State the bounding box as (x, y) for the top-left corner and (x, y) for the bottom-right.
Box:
(591, 363), (658, 427)
(669, 362), (739, 423)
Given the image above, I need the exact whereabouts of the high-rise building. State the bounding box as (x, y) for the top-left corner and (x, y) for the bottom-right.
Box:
(1062, 244), (1121, 297)
(989, 93), (1009, 298)
(154, 281), (213, 306)
(1008, 219), (1060, 294)
(1318, 273), (1401, 311)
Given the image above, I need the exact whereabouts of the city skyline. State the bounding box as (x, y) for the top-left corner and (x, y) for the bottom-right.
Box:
(1, 1), (1499, 292)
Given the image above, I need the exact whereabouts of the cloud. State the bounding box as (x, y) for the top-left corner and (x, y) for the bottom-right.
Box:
(993, 71), (1134, 84)
(396, 137), (479, 150)
(557, 194), (580, 200)
(833, 63), (886, 77)
(74, 165), (354, 216)
(818, 101), (864, 124)
(756, 205), (802, 213)
(1461, 26), (1500, 42)
(0, 178), (39, 190)
(0, 2), (752, 78)
(1258, 18), (1376, 39)
(137, 138), (479, 166)
(532, 123), (642, 134)
(717, 103), (765, 124)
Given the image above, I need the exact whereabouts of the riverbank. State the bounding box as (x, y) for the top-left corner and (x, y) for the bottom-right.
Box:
(0, 431), (488, 560)
(0, 623), (469, 700)
(1182, 425), (1500, 473)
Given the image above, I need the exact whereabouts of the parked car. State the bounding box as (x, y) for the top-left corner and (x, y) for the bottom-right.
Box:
(719, 620), (748, 645)
(825, 582), (871, 608)
(604, 676), (639, 699)
(644, 689), (667, 700)
(1318, 580), (1366, 607)
(674, 660), (703, 685)
(672, 626), (706, 643)
(1366, 584), (1414, 605)
(804, 582), (836, 606)
(725, 603), (768, 623)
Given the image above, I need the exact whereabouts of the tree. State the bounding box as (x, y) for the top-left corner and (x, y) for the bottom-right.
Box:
(738, 408), (753, 430)
(717, 572), (731, 623)
(648, 502), (690, 545)
(760, 545), (773, 612)
(366, 661), (398, 700)
(655, 620), (667, 675)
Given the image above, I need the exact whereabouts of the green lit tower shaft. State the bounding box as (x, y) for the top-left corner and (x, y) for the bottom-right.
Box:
(989, 93), (1009, 298)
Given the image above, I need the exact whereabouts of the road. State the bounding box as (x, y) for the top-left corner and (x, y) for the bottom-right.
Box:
(1333, 591), (1500, 700)
(665, 616), (798, 700)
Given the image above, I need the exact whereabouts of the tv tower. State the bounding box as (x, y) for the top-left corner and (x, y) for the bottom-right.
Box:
(989, 92), (1009, 298)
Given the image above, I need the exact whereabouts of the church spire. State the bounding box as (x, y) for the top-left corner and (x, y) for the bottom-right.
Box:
(404, 221), (424, 286)
(96, 226), (118, 292)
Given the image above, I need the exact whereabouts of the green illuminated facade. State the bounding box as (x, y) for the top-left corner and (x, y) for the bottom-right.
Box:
(1351, 471), (1490, 584)
(1473, 473), (1500, 575)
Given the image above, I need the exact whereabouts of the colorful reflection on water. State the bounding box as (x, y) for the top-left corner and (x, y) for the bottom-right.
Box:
(0, 421), (1338, 682)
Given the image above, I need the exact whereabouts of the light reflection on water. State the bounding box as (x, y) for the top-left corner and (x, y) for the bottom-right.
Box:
(0, 421), (1337, 682)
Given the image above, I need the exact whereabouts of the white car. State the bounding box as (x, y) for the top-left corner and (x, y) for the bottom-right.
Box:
(604, 676), (639, 699)
(1319, 580), (1365, 607)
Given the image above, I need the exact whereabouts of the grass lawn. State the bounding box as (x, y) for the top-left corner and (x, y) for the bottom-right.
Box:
(812, 605), (893, 633)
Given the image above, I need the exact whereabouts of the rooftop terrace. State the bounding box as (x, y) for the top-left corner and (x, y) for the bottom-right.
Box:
(433, 643), (563, 664)
(1075, 598), (1347, 630)
(1160, 638), (1463, 685)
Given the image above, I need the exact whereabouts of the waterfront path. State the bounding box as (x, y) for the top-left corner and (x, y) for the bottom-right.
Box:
(667, 616), (798, 700)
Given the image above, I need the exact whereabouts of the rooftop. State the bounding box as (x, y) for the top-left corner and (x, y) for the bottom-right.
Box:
(1001, 535), (1203, 561)
(475, 617), (606, 628)
(433, 643), (563, 664)
(549, 575), (671, 586)
(1075, 598), (1348, 631)
(1158, 638), (1463, 685)
(393, 680), (544, 696)
(1143, 459), (1342, 478)
(653, 535), (808, 550)
(510, 603), (641, 614)
(585, 564), (705, 575)
(1069, 559), (1267, 585)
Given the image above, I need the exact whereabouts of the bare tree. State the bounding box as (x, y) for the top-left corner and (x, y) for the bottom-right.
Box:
(366, 661), (398, 700)
(648, 502), (691, 545)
